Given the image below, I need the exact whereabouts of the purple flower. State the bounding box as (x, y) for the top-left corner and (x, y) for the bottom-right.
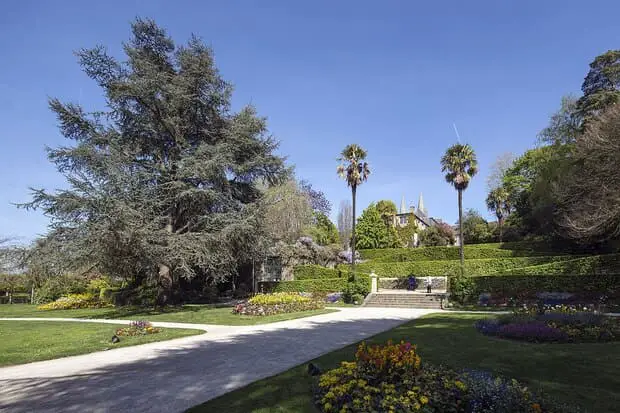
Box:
(497, 321), (569, 343)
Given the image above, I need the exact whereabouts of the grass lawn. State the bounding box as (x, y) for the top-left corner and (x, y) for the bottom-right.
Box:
(188, 313), (620, 413)
(0, 321), (201, 367)
(0, 304), (336, 326)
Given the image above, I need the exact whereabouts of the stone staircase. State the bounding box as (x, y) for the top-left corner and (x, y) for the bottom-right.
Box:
(363, 291), (445, 309)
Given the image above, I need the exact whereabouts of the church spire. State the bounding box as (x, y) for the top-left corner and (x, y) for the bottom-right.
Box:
(417, 193), (427, 216)
(400, 195), (406, 214)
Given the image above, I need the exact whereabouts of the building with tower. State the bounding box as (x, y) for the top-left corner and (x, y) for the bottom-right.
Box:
(390, 193), (459, 247)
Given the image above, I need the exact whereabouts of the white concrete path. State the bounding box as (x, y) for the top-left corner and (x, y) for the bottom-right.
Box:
(0, 308), (436, 413)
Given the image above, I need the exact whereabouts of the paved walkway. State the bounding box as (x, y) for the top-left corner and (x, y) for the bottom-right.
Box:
(0, 308), (435, 413)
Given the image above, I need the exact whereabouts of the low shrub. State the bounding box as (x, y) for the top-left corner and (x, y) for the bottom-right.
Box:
(359, 242), (562, 262)
(294, 265), (359, 280)
(352, 256), (572, 277)
(232, 298), (324, 316)
(503, 254), (620, 275)
(315, 340), (562, 413)
(463, 274), (620, 306)
(342, 278), (370, 304)
(34, 274), (88, 304)
(115, 320), (161, 336)
(36, 293), (111, 310)
(249, 292), (312, 305)
(475, 307), (620, 343)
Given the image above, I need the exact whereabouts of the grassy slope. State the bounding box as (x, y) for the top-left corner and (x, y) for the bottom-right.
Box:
(188, 313), (620, 413)
(0, 321), (201, 367)
(0, 304), (335, 326)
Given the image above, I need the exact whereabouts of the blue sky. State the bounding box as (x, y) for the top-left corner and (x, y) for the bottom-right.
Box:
(2, 0), (620, 243)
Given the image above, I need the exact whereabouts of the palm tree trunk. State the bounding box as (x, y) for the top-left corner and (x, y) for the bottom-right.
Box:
(498, 216), (504, 243)
(351, 185), (357, 277)
(458, 189), (464, 274)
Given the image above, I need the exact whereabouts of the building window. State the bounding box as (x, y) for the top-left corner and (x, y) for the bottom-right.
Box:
(399, 216), (407, 225)
(263, 257), (282, 281)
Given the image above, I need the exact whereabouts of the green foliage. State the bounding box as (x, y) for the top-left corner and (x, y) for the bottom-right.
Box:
(342, 277), (371, 303)
(441, 144), (479, 191)
(36, 293), (110, 310)
(353, 256), (573, 277)
(394, 218), (419, 248)
(355, 203), (399, 249)
(449, 275), (477, 304)
(268, 274), (371, 294)
(305, 213), (340, 246)
(337, 144), (370, 190)
(576, 50), (620, 124)
(359, 243), (563, 262)
(376, 200), (397, 220)
(21, 19), (287, 301)
(293, 265), (357, 280)
(232, 299), (324, 316)
(460, 209), (494, 244)
(34, 274), (88, 304)
(465, 274), (620, 302)
(505, 254), (620, 275)
(418, 223), (456, 247)
(248, 292), (311, 305)
(271, 278), (349, 293)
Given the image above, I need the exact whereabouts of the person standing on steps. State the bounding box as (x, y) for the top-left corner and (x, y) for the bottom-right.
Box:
(426, 276), (432, 294)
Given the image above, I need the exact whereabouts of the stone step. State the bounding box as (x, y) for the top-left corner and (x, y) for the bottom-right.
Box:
(362, 292), (445, 309)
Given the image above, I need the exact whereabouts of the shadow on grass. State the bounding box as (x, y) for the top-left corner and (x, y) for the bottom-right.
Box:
(0, 312), (422, 413)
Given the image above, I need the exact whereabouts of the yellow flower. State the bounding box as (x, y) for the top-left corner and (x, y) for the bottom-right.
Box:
(323, 402), (332, 411)
(420, 395), (429, 404)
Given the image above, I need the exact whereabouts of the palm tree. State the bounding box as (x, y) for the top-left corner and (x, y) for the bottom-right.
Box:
(486, 186), (510, 243)
(337, 144), (370, 274)
(441, 143), (478, 271)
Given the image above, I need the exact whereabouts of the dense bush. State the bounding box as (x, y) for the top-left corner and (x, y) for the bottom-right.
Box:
(342, 278), (371, 304)
(315, 340), (562, 413)
(464, 274), (620, 304)
(260, 275), (370, 294)
(249, 292), (312, 305)
(359, 242), (563, 262)
(115, 320), (161, 336)
(475, 307), (620, 343)
(37, 292), (111, 310)
(232, 293), (324, 316)
(293, 265), (359, 280)
(352, 256), (572, 277)
(504, 254), (620, 275)
(34, 274), (89, 304)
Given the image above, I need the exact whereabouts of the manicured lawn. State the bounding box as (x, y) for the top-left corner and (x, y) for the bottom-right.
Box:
(188, 313), (620, 413)
(0, 304), (336, 325)
(0, 321), (201, 367)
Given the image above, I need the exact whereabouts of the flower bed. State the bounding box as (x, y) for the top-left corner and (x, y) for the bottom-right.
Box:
(315, 340), (565, 412)
(475, 305), (620, 343)
(37, 293), (112, 310)
(115, 320), (161, 336)
(232, 292), (324, 316)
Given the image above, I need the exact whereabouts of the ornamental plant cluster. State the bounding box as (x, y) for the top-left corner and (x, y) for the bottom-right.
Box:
(232, 292), (324, 316)
(36, 293), (112, 310)
(316, 340), (560, 413)
(475, 304), (620, 343)
(115, 320), (161, 336)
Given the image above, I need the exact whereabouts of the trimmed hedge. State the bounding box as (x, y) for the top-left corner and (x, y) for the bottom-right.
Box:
(259, 276), (371, 293)
(468, 274), (620, 301)
(501, 254), (620, 276)
(351, 256), (574, 277)
(294, 265), (357, 280)
(359, 242), (564, 262)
